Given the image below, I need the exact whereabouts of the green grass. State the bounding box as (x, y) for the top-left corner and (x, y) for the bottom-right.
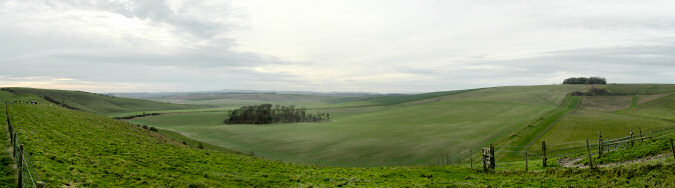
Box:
(131, 85), (584, 167)
(538, 110), (674, 150)
(3, 88), (675, 187)
(579, 135), (675, 166)
(496, 95), (581, 158)
(150, 93), (371, 108)
(5, 87), (205, 117)
(0, 96), (16, 188)
(604, 84), (675, 95)
(622, 94), (675, 122)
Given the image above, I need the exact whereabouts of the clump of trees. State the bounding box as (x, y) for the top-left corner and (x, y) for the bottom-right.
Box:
(224, 104), (330, 124)
(563, 77), (607, 85)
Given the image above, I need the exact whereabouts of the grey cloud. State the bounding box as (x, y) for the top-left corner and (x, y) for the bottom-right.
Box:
(471, 45), (675, 84)
(32, 0), (227, 39)
(98, 0), (226, 38)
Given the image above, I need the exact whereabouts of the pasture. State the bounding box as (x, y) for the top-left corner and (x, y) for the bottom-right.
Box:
(536, 84), (675, 149)
(5, 87), (204, 117)
(130, 85), (585, 166)
(2, 85), (675, 187)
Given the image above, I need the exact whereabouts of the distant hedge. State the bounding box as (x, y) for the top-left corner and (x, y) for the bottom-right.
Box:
(563, 77), (607, 85)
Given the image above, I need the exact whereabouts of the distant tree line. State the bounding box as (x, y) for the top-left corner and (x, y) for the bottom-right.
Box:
(114, 112), (161, 120)
(563, 77), (607, 85)
(224, 104), (329, 124)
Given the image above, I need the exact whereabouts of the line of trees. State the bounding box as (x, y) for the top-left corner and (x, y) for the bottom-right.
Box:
(563, 77), (607, 85)
(224, 104), (329, 124)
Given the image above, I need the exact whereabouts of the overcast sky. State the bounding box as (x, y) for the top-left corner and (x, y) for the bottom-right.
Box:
(0, 0), (673, 93)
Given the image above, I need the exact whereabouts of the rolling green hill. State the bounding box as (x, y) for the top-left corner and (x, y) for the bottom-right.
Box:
(4, 88), (204, 117)
(536, 84), (675, 150)
(2, 89), (674, 187)
(130, 85), (589, 166)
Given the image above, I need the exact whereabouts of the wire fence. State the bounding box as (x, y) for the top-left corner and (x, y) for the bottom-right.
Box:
(467, 125), (675, 170)
(6, 103), (45, 188)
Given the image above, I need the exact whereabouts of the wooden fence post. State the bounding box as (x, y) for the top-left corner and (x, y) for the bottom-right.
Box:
(17, 144), (23, 188)
(542, 141), (547, 167)
(639, 127), (643, 142)
(37, 181), (45, 188)
(598, 130), (603, 157)
(630, 128), (634, 147)
(525, 152), (528, 172)
(670, 138), (675, 160)
(489, 144), (495, 170)
(586, 139), (594, 169)
(482, 147), (488, 171)
(12, 133), (16, 157)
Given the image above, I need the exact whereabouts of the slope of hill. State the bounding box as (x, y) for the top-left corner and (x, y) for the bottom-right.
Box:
(130, 85), (586, 166)
(537, 84), (675, 149)
(2, 90), (674, 187)
(4, 88), (204, 117)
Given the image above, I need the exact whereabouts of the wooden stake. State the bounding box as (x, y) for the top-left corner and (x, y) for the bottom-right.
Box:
(639, 127), (643, 142)
(630, 128), (634, 147)
(586, 139), (594, 169)
(670, 138), (675, 160)
(598, 130), (603, 157)
(489, 144), (495, 170)
(541, 140), (547, 167)
(17, 144), (23, 188)
(525, 152), (528, 172)
(482, 147), (488, 171)
(37, 181), (45, 188)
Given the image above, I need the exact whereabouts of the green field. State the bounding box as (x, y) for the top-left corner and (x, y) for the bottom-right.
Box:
(4, 88), (205, 117)
(3, 90), (675, 187)
(130, 85), (588, 166)
(536, 84), (675, 150)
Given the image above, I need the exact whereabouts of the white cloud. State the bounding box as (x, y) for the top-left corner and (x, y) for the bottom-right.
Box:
(0, 0), (673, 93)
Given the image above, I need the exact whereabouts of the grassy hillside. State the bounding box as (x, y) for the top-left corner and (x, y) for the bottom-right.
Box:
(4, 88), (204, 117)
(2, 90), (675, 187)
(537, 84), (675, 149)
(130, 85), (585, 166)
